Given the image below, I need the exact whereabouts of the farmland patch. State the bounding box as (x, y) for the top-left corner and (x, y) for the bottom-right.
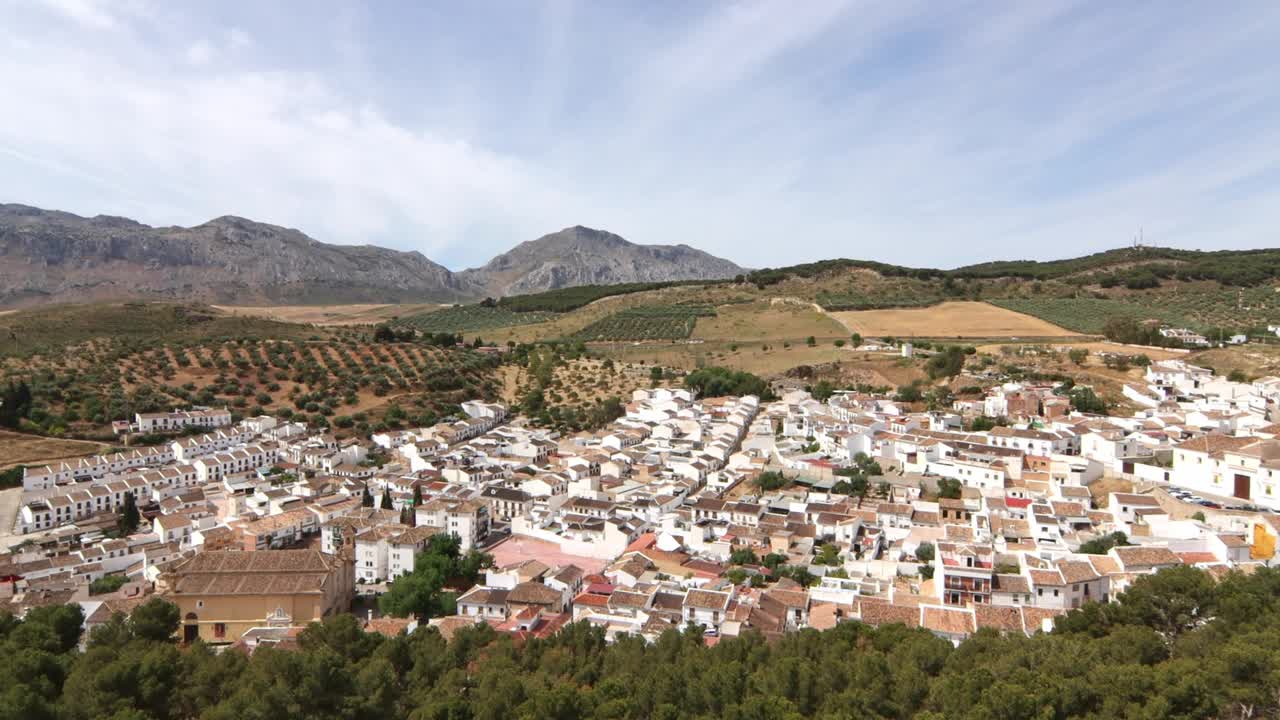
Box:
(830, 301), (1077, 338)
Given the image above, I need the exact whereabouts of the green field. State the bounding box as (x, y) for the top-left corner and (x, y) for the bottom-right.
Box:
(988, 298), (1184, 334)
(816, 291), (942, 312)
(993, 287), (1280, 334)
(396, 305), (555, 333)
(571, 304), (717, 341)
(0, 303), (317, 358)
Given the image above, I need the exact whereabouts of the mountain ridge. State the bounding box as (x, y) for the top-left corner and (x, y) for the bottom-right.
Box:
(458, 225), (746, 297)
(0, 205), (744, 308)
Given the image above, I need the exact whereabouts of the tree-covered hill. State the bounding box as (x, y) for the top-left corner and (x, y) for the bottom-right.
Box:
(6, 565), (1280, 719)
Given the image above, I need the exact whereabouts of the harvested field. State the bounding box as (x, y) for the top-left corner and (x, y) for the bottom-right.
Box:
(0, 430), (111, 469)
(213, 304), (440, 326)
(693, 302), (847, 342)
(830, 301), (1078, 339)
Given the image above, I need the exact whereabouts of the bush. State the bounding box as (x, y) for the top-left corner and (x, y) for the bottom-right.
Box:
(89, 574), (128, 595)
(1079, 531), (1130, 555)
(685, 367), (773, 400)
(754, 471), (788, 491)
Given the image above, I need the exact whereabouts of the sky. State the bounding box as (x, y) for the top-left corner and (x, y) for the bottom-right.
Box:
(2, 0), (1279, 271)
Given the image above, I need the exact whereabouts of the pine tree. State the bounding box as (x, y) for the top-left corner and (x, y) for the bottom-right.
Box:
(412, 483), (423, 507)
(380, 488), (393, 510)
(117, 493), (140, 536)
(0, 380), (30, 429)
(361, 486), (374, 507)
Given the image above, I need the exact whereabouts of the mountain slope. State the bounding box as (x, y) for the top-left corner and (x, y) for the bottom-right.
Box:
(0, 204), (474, 306)
(460, 225), (745, 297)
(0, 207), (745, 307)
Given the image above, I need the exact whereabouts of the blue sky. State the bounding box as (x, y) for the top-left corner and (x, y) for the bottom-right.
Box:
(2, 1), (1278, 271)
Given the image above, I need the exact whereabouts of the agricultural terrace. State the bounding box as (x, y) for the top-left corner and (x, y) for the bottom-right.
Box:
(0, 302), (316, 359)
(571, 305), (717, 341)
(988, 298), (1186, 334)
(693, 301), (847, 343)
(994, 285), (1280, 335)
(494, 280), (718, 313)
(212, 303), (442, 326)
(509, 355), (655, 433)
(830, 301), (1078, 339)
(0, 333), (499, 439)
(395, 305), (555, 334)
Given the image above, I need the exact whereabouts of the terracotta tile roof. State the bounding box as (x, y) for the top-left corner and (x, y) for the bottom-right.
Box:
(1114, 545), (1181, 569)
(993, 574), (1030, 594)
(1177, 551), (1219, 565)
(364, 617), (415, 637)
(1218, 534), (1249, 548)
(1020, 607), (1063, 634)
(573, 592), (610, 608)
(1173, 434), (1259, 456)
(856, 599), (919, 628)
(922, 606), (974, 636)
(684, 588), (731, 611)
(457, 587), (510, 606)
(973, 604), (1023, 633)
(1028, 569), (1065, 587)
(1057, 560), (1101, 584)
(508, 582), (561, 606)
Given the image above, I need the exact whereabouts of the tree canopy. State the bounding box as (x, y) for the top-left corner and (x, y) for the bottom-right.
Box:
(684, 367), (774, 400)
(11, 566), (1280, 719)
(378, 534), (493, 619)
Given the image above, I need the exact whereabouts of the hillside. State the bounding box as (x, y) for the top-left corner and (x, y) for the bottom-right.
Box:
(0, 302), (500, 440)
(0, 206), (744, 308)
(459, 225), (745, 296)
(0, 302), (316, 358)
(0, 205), (473, 307)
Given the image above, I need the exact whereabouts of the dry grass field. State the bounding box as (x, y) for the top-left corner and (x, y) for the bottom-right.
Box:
(0, 430), (111, 469)
(597, 339), (857, 375)
(830, 301), (1079, 339)
(692, 301), (847, 342)
(213, 304), (441, 326)
(975, 341), (1187, 362)
(1191, 344), (1280, 379)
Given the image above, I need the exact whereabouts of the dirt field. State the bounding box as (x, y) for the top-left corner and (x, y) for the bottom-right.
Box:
(1191, 345), (1280, 379)
(0, 430), (111, 469)
(598, 340), (853, 375)
(213, 304), (441, 326)
(975, 341), (1187, 362)
(830, 301), (1078, 339)
(693, 302), (847, 342)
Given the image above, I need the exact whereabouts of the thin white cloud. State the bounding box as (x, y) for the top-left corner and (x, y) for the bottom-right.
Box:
(0, 1), (1278, 270)
(185, 39), (214, 65)
(31, 0), (118, 29)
